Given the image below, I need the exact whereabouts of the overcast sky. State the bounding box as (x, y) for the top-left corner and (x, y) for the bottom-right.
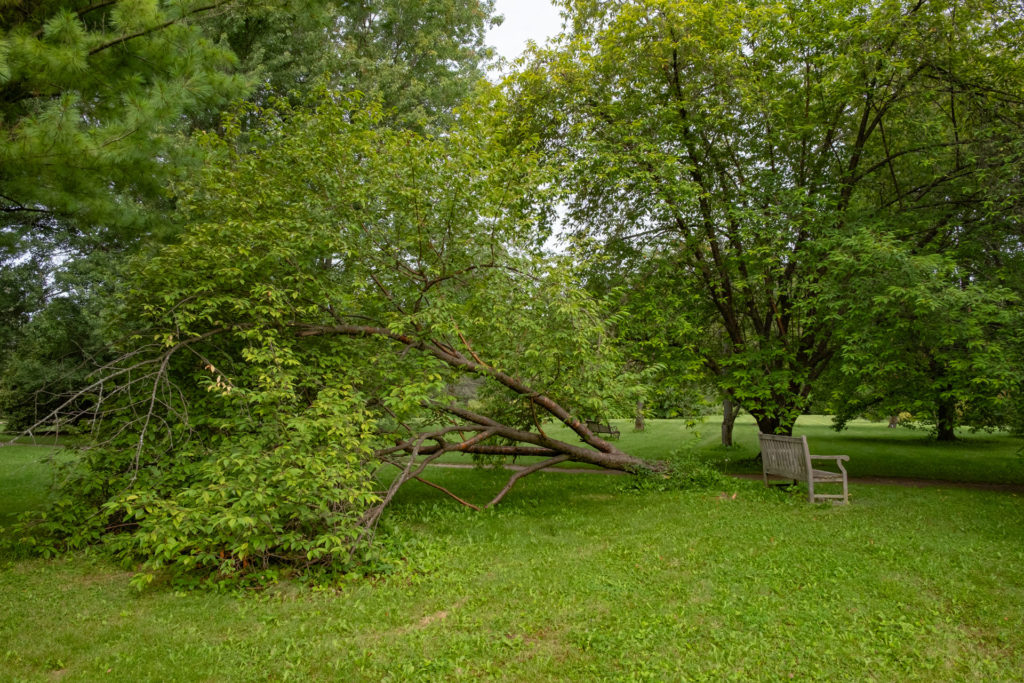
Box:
(486, 0), (564, 62)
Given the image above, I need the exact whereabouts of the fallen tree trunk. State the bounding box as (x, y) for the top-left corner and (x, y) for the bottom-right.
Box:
(297, 323), (661, 483)
(293, 325), (661, 519)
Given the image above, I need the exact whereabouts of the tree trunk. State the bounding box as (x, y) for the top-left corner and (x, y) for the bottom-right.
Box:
(750, 411), (794, 436)
(936, 395), (957, 441)
(888, 414), (898, 428)
(721, 396), (739, 446)
(634, 400), (645, 432)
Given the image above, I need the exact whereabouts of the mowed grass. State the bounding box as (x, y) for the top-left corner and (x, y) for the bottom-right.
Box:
(2, 422), (1024, 681)
(531, 414), (1024, 485)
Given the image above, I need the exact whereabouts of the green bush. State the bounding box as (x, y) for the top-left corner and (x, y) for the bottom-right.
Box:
(17, 388), (385, 589)
(621, 446), (729, 493)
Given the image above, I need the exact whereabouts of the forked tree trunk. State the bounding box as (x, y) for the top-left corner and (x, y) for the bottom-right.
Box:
(749, 411), (794, 436)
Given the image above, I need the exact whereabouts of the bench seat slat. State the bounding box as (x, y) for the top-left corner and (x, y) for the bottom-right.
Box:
(809, 469), (845, 481)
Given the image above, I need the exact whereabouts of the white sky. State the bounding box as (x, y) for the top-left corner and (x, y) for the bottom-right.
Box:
(486, 0), (564, 63)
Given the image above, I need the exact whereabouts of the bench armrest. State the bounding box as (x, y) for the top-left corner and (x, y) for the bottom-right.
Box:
(810, 454), (849, 475)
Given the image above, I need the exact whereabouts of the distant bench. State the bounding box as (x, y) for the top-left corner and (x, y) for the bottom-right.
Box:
(585, 420), (620, 440)
(758, 432), (849, 504)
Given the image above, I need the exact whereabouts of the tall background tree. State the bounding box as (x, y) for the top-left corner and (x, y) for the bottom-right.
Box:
(202, 0), (498, 128)
(1, 0), (255, 429)
(1, 0), (248, 245)
(0, 0), (498, 430)
(505, 0), (1024, 435)
(1, 0), (496, 244)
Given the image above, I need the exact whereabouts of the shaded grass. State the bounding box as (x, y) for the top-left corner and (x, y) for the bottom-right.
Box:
(0, 444), (62, 528)
(2, 451), (1024, 680)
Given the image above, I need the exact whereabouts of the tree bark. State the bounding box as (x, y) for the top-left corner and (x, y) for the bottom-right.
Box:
(438, 402), (654, 473)
(721, 396), (740, 446)
(634, 400), (645, 432)
(936, 395), (957, 441)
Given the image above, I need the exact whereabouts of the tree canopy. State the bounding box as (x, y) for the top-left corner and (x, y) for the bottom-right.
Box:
(19, 94), (657, 584)
(0, 0), (500, 433)
(0, 0), (250, 245)
(506, 0), (1024, 435)
(0, 0), (497, 252)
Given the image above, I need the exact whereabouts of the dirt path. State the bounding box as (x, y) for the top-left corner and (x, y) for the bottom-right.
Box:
(427, 462), (1024, 493)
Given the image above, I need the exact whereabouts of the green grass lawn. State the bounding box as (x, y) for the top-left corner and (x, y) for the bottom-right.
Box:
(523, 415), (1024, 485)
(2, 421), (1024, 680)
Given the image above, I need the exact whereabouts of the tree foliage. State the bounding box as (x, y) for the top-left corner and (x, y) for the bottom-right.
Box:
(18, 94), (655, 585)
(0, 0), (498, 249)
(10, 0), (1024, 588)
(0, 0), (251, 243)
(0, 0), (500, 434)
(0, 293), (106, 432)
(200, 0), (498, 129)
(825, 238), (1022, 439)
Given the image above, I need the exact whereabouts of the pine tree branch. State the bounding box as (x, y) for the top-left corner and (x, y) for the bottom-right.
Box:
(32, 1), (120, 39)
(87, 2), (231, 57)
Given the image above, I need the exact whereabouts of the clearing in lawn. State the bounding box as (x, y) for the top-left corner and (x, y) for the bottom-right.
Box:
(1, 419), (1023, 680)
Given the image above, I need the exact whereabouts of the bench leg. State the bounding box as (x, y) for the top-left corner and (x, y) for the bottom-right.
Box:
(807, 479), (815, 503)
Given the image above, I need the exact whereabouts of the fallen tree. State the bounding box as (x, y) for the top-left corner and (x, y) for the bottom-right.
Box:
(15, 94), (659, 586)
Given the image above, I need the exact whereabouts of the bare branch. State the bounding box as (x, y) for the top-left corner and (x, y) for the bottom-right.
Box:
(485, 454), (571, 508)
(4, 328), (227, 452)
(409, 476), (481, 511)
(373, 425), (489, 459)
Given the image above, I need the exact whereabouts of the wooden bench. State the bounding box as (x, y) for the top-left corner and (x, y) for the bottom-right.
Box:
(758, 432), (849, 504)
(585, 420), (620, 440)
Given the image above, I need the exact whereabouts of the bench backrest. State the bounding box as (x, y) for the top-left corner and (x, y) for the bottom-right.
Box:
(758, 432), (811, 479)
